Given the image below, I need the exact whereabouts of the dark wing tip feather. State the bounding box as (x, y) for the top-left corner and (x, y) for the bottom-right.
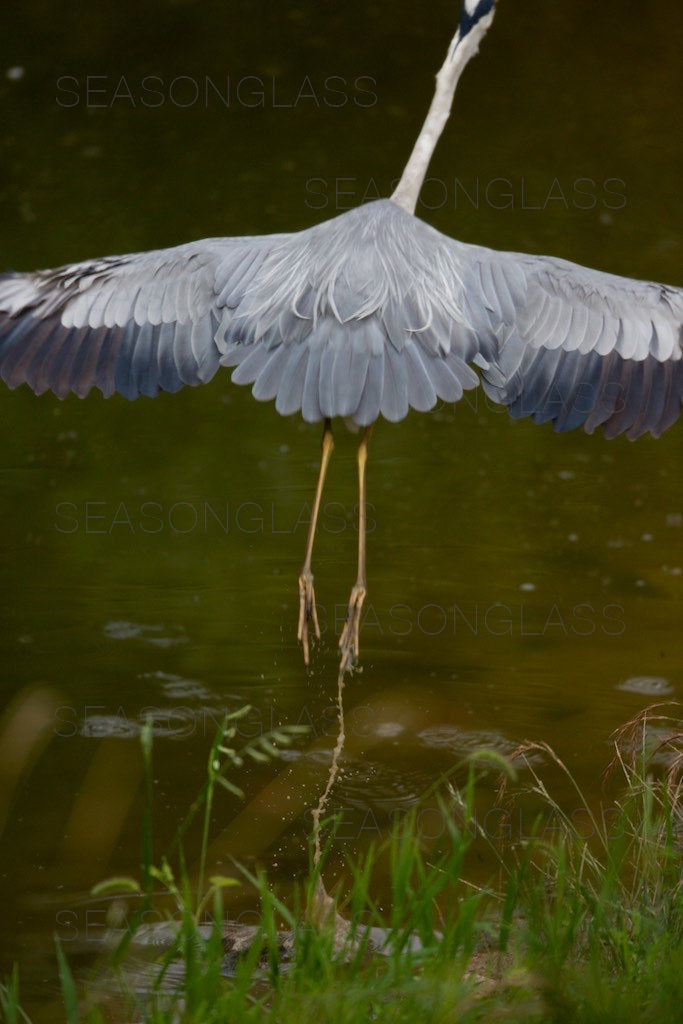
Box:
(0, 247), (235, 400)
(481, 340), (683, 440)
(469, 248), (683, 440)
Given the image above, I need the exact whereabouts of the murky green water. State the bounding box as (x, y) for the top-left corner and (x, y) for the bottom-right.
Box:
(0, 0), (681, 1015)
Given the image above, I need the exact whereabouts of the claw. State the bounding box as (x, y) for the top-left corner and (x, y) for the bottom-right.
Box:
(338, 583), (366, 673)
(298, 569), (320, 667)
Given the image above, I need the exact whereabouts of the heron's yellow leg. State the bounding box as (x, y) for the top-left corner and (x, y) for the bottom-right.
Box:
(298, 418), (334, 666)
(339, 424), (374, 672)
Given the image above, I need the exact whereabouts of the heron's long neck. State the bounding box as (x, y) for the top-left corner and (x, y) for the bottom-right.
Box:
(391, 12), (495, 215)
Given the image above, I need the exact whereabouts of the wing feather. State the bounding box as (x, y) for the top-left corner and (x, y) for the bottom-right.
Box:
(275, 344), (309, 416)
(301, 332), (325, 422)
(459, 240), (683, 438)
(404, 341), (438, 412)
(354, 349), (385, 426)
(1, 198), (680, 439)
(0, 237), (276, 401)
(252, 343), (291, 402)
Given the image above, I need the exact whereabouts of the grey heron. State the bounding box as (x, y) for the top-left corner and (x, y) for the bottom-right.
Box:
(0, 0), (681, 672)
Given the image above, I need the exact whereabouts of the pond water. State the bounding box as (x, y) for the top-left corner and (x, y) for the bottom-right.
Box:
(0, 0), (681, 1017)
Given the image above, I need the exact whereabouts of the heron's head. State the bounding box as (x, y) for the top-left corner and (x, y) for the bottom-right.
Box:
(459, 0), (496, 38)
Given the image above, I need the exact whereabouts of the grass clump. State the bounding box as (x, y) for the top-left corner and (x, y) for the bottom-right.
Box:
(2, 704), (682, 1023)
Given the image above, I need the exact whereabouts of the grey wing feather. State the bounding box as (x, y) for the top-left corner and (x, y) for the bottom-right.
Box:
(0, 200), (469, 421)
(403, 341), (437, 412)
(380, 341), (409, 421)
(458, 242), (683, 439)
(2, 196), (680, 438)
(0, 200), (484, 420)
(354, 347), (385, 425)
(218, 200), (482, 423)
(275, 344), (310, 416)
(0, 236), (283, 400)
(252, 343), (293, 402)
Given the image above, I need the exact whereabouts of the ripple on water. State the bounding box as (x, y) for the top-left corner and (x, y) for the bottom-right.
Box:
(141, 671), (214, 702)
(417, 726), (519, 758)
(340, 759), (433, 810)
(616, 676), (674, 696)
(80, 714), (142, 738)
(104, 620), (188, 646)
(79, 706), (214, 739)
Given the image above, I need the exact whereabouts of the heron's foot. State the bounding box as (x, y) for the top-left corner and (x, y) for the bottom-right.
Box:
(339, 583), (366, 673)
(298, 570), (320, 667)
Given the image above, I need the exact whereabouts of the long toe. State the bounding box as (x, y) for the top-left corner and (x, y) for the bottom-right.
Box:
(298, 570), (320, 665)
(339, 583), (366, 672)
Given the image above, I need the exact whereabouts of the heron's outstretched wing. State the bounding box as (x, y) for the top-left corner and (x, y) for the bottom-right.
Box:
(0, 235), (284, 399)
(2, 199), (681, 435)
(457, 243), (683, 439)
